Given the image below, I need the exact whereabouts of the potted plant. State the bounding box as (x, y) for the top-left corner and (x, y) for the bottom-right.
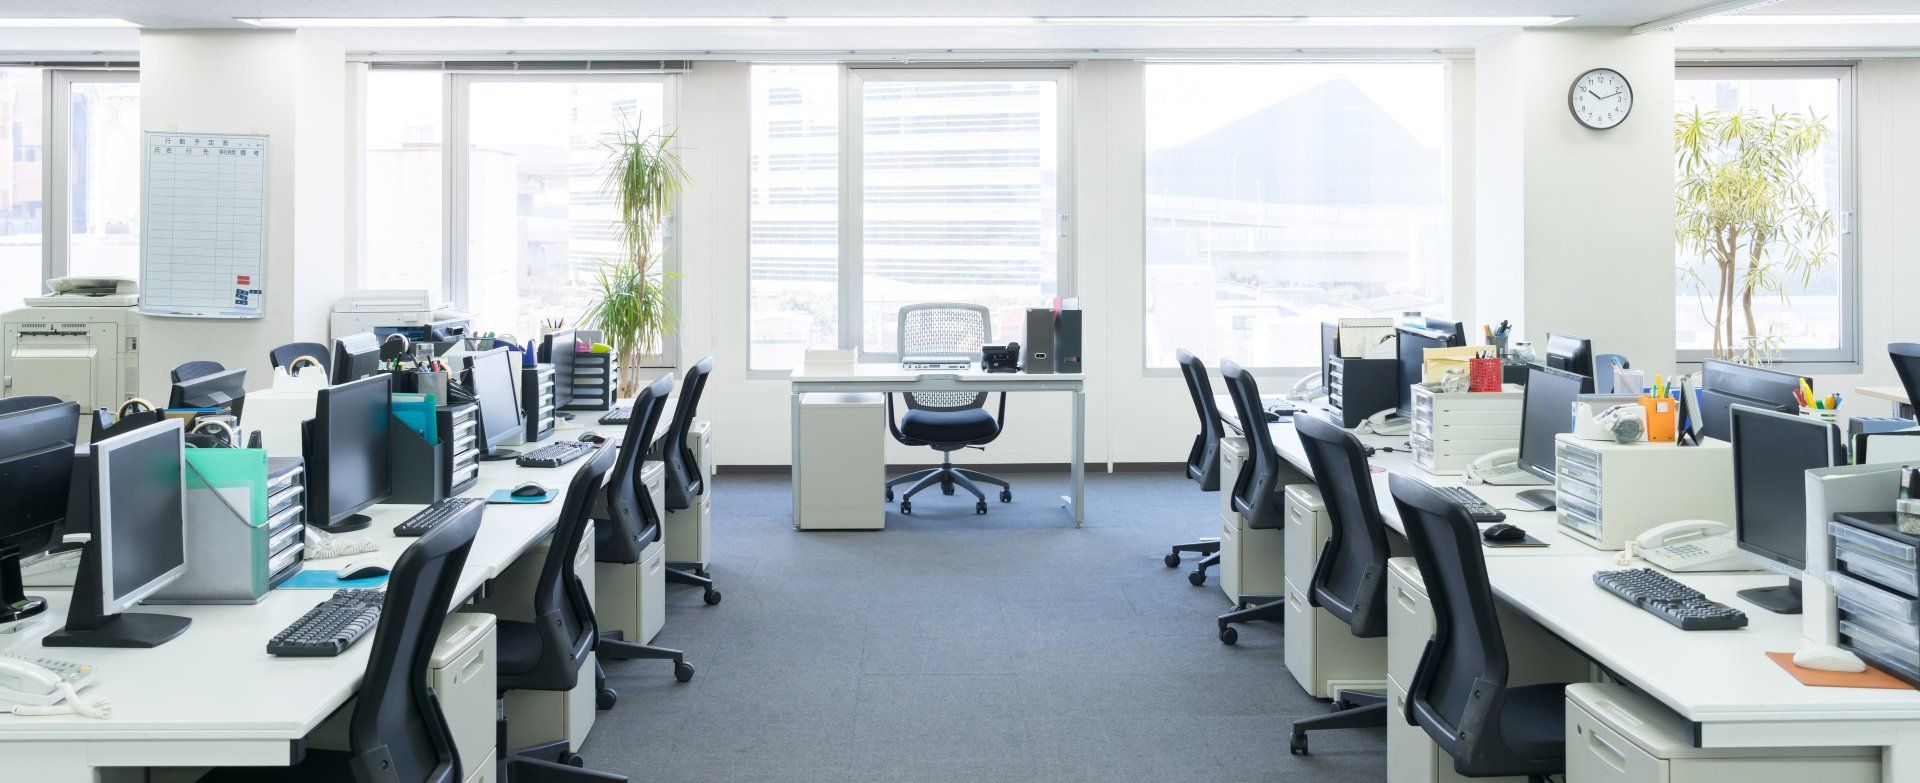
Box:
(1675, 105), (1835, 363)
(582, 118), (688, 396)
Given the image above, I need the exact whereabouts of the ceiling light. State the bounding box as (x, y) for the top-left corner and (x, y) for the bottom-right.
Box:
(1690, 14), (1920, 25)
(236, 15), (1571, 29)
(0, 18), (138, 28)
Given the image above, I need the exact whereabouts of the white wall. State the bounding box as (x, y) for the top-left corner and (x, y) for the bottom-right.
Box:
(1826, 58), (1920, 411)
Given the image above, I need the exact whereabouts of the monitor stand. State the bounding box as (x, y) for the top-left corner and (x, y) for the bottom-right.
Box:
(1514, 488), (1557, 512)
(41, 543), (191, 649)
(478, 446), (522, 462)
(1738, 578), (1803, 615)
(0, 546), (47, 624)
(311, 513), (372, 535)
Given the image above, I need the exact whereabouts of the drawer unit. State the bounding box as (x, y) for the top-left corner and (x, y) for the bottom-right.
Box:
(563, 349), (617, 411)
(1553, 435), (1734, 551)
(1327, 357), (1398, 430)
(440, 403), (482, 496)
(1387, 680), (1530, 783)
(1828, 512), (1920, 686)
(1283, 579), (1387, 700)
(1565, 683), (1880, 783)
(1410, 385), (1523, 476)
(797, 394), (885, 530)
(521, 364), (557, 443)
(1385, 557), (1589, 693)
(664, 419), (713, 567)
(1282, 484), (1324, 589)
(430, 613), (498, 783)
(597, 463), (670, 644)
(1219, 435), (1248, 522)
(483, 522), (598, 751)
(1219, 511), (1286, 605)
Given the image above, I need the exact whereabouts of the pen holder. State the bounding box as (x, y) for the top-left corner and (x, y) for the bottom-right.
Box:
(1487, 335), (1508, 358)
(1800, 406), (1838, 425)
(1638, 394), (1677, 442)
(414, 371), (450, 404)
(1468, 357), (1502, 392)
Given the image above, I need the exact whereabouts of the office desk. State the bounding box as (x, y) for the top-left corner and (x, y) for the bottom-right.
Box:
(790, 366), (1087, 526)
(1856, 385), (1913, 419)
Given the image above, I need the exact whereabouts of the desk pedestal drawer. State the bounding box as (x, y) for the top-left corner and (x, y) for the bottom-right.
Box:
(1565, 683), (1880, 783)
(1219, 436), (1248, 518)
(1220, 513), (1286, 604)
(1386, 558), (1589, 689)
(1285, 579), (1387, 699)
(464, 750), (497, 783)
(1388, 681), (1529, 783)
(431, 613), (498, 783)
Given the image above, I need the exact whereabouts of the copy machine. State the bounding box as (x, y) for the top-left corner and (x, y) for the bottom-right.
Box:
(331, 289), (473, 354)
(1, 277), (141, 414)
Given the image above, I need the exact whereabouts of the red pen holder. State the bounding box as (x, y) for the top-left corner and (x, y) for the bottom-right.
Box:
(1469, 357), (1502, 392)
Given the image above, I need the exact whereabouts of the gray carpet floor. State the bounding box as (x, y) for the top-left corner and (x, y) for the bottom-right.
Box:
(589, 471), (1385, 782)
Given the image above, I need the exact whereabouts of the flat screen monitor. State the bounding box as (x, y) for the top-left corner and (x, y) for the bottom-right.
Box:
(541, 329), (578, 408)
(44, 418), (191, 648)
(464, 347), (523, 461)
(1544, 332), (1595, 381)
(1419, 317), (1466, 344)
(1319, 322), (1339, 379)
(332, 332), (382, 384)
(1395, 326), (1459, 418)
(306, 374), (393, 534)
(1730, 404), (1839, 614)
(0, 400), (80, 625)
(1517, 364), (1591, 484)
(168, 367), (248, 418)
(1698, 359), (1805, 443)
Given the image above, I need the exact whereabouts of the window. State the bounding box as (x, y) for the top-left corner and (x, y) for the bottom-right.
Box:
(747, 66), (1071, 369)
(362, 71), (444, 298)
(1142, 63), (1451, 369)
(0, 68), (43, 309)
(1674, 67), (1853, 365)
(0, 68), (139, 310)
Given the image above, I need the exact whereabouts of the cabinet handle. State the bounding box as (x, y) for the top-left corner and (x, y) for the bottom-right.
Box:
(457, 650), (488, 683)
(1585, 726), (1629, 772)
(1394, 586), (1418, 612)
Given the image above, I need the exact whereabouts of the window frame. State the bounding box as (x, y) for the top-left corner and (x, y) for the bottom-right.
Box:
(40, 67), (138, 286)
(1673, 63), (1859, 371)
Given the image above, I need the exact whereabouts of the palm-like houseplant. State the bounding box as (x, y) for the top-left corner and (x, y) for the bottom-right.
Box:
(581, 119), (688, 395)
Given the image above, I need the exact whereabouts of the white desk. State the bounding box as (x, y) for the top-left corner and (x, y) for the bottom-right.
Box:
(790, 366), (1087, 526)
(1856, 385), (1913, 419)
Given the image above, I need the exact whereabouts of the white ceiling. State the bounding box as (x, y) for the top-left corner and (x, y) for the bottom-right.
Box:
(0, 1), (1915, 55)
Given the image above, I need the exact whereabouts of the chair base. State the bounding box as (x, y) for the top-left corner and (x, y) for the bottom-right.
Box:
(1288, 691), (1387, 756)
(1163, 538), (1220, 568)
(1216, 596), (1284, 645)
(594, 631), (694, 709)
(501, 719), (627, 782)
(666, 565), (722, 605)
(885, 453), (1012, 513)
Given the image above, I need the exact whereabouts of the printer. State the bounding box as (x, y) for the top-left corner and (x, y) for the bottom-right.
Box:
(2, 277), (141, 417)
(331, 289), (473, 355)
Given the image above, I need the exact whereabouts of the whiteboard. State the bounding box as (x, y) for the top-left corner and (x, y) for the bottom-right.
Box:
(140, 132), (269, 319)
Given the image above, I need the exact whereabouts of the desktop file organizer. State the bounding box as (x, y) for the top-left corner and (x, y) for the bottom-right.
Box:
(441, 403), (482, 497)
(564, 344), (618, 411)
(523, 363), (557, 442)
(1410, 384), (1524, 476)
(1829, 512), (1920, 687)
(152, 451), (306, 604)
(1552, 435), (1734, 550)
(1325, 356), (1397, 429)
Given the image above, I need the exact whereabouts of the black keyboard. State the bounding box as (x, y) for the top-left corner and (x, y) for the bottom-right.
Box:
(1433, 486), (1506, 524)
(599, 406), (632, 426)
(393, 497), (486, 538)
(267, 589), (385, 657)
(517, 440), (597, 468)
(1593, 568), (1749, 631)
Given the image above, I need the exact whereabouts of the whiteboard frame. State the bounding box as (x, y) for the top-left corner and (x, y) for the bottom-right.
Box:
(139, 130), (270, 320)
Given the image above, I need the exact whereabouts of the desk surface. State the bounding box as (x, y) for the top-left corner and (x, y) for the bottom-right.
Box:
(1857, 385), (1911, 405)
(790, 365), (1084, 385)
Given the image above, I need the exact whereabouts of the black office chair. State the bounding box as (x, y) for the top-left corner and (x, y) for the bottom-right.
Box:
(271, 341), (334, 378)
(1215, 360), (1305, 642)
(171, 360), (225, 384)
(1391, 473), (1568, 783)
(1892, 343), (1920, 423)
(593, 374), (695, 711)
(1284, 414), (1394, 755)
(658, 355), (719, 605)
(884, 302), (1012, 516)
(203, 502), (483, 783)
(495, 444), (627, 782)
(1165, 349), (1226, 584)
(0, 395), (63, 416)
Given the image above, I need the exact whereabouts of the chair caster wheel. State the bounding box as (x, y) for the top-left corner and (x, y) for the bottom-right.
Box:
(696, 566), (711, 578)
(976, 501), (988, 515)
(562, 753), (586, 767)
(1219, 626), (1238, 645)
(596, 689), (618, 710)
(900, 501), (912, 515)
(1164, 552), (1182, 568)
(704, 588), (723, 605)
(675, 662), (696, 682)
(999, 489), (1012, 503)
(885, 489), (894, 501)
(942, 484), (955, 495)
(1289, 733), (1309, 756)
(1189, 570), (1207, 587)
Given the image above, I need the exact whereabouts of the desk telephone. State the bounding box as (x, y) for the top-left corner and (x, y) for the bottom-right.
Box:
(1287, 372), (1326, 401)
(1629, 520), (1757, 573)
(1463, 448), (1549, 486)
(0, 651), (109, 717)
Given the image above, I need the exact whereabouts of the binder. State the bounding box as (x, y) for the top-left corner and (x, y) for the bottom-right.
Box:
(1024, 308), (1054, 374)
(1053, 309), (1082, 374)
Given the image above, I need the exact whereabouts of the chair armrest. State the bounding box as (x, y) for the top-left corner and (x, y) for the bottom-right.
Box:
(885, 393), (908, 442)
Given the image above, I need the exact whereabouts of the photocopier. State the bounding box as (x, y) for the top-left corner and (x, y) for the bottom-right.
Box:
(1, 277), (141, 415)
(330, 289), (473, 353)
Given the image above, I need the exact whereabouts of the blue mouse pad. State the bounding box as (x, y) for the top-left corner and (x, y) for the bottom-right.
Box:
(279, 568), (390, 590)
(489, 488), (557, 504)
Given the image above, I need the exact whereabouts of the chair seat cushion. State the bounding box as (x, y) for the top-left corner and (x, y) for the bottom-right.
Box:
(1499, 684), (1568, 761)
(495, 619), (543, 678)
(900, 407), (998, 444)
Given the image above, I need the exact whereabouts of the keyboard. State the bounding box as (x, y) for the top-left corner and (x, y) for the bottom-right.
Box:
(1433, 486), (1506, 524)
(266, 589), (386, 657)
(599, 406), (632, 426)
(393, 497), (486, 538)
(517, 440), (597, 468)
(1592, 568), (1749, 631)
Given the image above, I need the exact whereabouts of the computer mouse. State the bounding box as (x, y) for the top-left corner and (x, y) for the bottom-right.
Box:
(1482, 523), (1526, 542)
(1793, 644), (1867, 673)
(336, 562), (389, 580)
(577, 432), (606, 445)
(511, 482), (550, 499)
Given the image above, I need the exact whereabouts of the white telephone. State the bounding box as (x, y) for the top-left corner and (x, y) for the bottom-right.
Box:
(1631, 520), (1758, 573)
(0, 651), (109, 717)
(1287, 372), (1327, 402)
(1463, 448), (1549, 486)
(1357, 408), (1412, 436)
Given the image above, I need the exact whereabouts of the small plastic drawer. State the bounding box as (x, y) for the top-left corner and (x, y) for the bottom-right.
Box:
(1555, 442), (1601, 473)
(1830, 521), (1919, 565)
(1838, 594), (1920, 649)
(1841, 619), (1920, 675)
(1558, 492), (1602, 526)
(1557, 459), (1602, 489)
(1832, 572), (1920, 624)
(1836, 544), (1920, 595)
(1555, 475), (1601, 505)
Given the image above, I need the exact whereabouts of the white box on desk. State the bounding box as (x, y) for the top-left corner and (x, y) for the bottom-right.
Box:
(1553, 435), (1734, 551)
(1410, 385), (1522, 476)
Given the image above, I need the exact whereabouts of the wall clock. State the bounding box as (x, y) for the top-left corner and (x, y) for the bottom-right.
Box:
(1569, 68), (1632, 130)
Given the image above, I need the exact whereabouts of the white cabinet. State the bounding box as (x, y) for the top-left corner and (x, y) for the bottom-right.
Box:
(664, 419), (713, 566)
(1280, 484), (1386, 699)
(1410, 385), (1523, 476)
(1219, 511), (1286, 604)
(797, 393), (885, 530)
(1565, 683), (1880, 783)
(596, 462), (668, 644)
(1387, 680), (1531, 783)
(482, 522), (599, 752)
(1553, 436), (1734, 551)
(430, 613), (498, 783)
(1384, 557), (1589, 694)
(1219, 435), (1248, 520)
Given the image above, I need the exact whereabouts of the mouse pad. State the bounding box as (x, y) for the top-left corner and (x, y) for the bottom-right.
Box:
(278, 569), (390, 590)
(488, 488), (557, 504)
(1767, 652), (1915, 690)
(1482, 534), (1549, 548)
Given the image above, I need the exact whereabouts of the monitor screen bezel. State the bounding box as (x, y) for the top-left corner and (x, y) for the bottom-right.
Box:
(1517, 364), (1592, 482)
(1730, 404), (1838, 574)
(91, 418), (187, 615)
(465, 347), (524, 449)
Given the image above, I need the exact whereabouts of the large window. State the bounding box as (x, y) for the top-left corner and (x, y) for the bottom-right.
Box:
(362, 71), (444, 298)
(0, 68), (138, 310)
(1142, 62), (1451, 369)
(1674, 67), (1852, 366)
(748, 65), (1071, 369)
(0, 68), (43, 309)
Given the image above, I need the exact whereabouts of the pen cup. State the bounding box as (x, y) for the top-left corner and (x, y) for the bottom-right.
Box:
(1468, 357), (1502, 392)
(1638, 394), (1677, 442)
(415, 371), (449, 404)
(1799, 406), (1838, 425)
(1487, 335), (1508, 358)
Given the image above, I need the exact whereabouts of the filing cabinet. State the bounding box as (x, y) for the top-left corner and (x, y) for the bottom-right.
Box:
(1564, 683), (1879, 783)
(1281, 484), (1386, 699)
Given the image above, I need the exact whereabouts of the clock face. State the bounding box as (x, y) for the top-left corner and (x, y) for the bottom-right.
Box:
(1569, 68), (1633, 130)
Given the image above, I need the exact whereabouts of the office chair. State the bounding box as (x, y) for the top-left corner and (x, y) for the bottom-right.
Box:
(659, 355), (719, 605)
(1165, 349), (1225, 584)
(496, 444), (628, 782)
(1284, 414), (1393, 755)
(1391, 473), (1568, 783)
(170, 360), (225, 384)
(0, 395), (62, 416)
(1215, 360), (1300, 642)
(270, 341), (334, 377)
(593, 374), (695, 711)
(203, 502), (483, 783)
(1892, 343), (1920, 423)
(884, 302), (1012, 515)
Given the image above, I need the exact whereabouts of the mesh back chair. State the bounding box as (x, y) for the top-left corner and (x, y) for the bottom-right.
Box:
(205, 502), (482, 783)
(1893, 343), (1920, 423)
(170, 360), (225, 384)
(884, 303), (1013, 516)
(1392, 473), (1567, 782)
(592, 374), (695, 710)
(1282, 414), (1395, 755)
(271, 341), (334, 378)
(0, 395), (62, 416)
(1214, 361), (1309, 641)
(658, 356), (720, 604)
(1165, 350), (1226, 581)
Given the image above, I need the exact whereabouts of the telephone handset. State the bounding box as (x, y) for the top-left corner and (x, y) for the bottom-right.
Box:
(0, 651), (109, 718)
(1463, 448), (1549, 486)
(1287, 372), (1327, 402)
(1356, 408), (1412, 436)
(1631, 520), (1758, 573)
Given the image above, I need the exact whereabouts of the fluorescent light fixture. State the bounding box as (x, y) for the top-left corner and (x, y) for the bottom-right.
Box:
(1690, 14), (1920, 25)
(237, 15), (1572, 29)
(0, 18), (138, 28)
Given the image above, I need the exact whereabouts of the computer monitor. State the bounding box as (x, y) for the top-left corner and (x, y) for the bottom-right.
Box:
(1514, 365), (1592, 511)
(1730, 404), (1840, 615)
(332, 332), (383, 384)
(1698, 359), (1806, 443)
(540, 329), (578, 408)
(1544, 332), (1595, 381)
(0, 400), (80, 625)
(1395, 325), (1464, 418)
(44, 418), (192, 649)
(168, 366), (248, 418)
(1319, 322), (1338, 378)
(305, 374), (393, 534)
(464, 347), (524, 461)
